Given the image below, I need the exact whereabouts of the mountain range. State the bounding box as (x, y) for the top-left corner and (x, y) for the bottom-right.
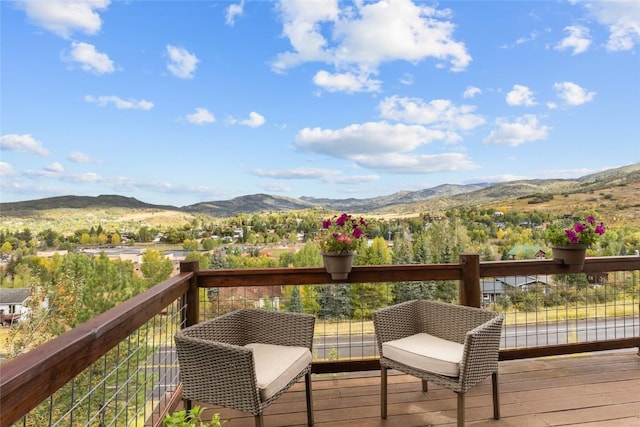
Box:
(1, 163), (639, 218)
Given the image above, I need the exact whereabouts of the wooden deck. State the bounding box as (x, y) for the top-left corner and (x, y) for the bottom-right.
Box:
(195, 350), (640, 427)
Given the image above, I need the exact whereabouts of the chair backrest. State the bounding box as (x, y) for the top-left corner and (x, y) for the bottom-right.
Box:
(180, 309), (248, 345)
(416, 300), (500, 344)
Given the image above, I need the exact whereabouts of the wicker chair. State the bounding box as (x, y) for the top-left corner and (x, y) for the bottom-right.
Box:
(372, 300), (504, 427)
(174, 309), (315, 427)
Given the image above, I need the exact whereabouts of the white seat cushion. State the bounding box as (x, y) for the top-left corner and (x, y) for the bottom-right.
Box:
(382, 333), (464, 377)
(245, 343), (312, 401)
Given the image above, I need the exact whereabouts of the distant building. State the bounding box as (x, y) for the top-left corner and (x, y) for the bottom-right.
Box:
(508, 245), (546, 260)
(0, 288), (30, 325)
(481, 276), (550, 306)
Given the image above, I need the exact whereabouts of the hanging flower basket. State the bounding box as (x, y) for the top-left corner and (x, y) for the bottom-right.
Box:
(321, 251), (354, 280)
(551, 244), (587, 267)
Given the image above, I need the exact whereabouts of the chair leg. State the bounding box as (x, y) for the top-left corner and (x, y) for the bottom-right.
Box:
(305, 371), (314, 426)
(254, 414), (264, 427)
(492, 371), (500, 420)
(380, 365), (388, 419)
(457, 392), (465, 427)
(421, 379), (428, 392)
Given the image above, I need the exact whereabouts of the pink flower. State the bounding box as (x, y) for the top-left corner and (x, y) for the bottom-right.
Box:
(320, 213), (367, 254)
(335, 234), (352, 245)
(565, 229), (579, 244)
(336, 213), (350, 227)
(547, 215), (606, 247)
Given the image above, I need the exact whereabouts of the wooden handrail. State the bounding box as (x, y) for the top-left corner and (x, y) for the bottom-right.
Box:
(0, 272), (192, 427)
(1, 255), (638, 427)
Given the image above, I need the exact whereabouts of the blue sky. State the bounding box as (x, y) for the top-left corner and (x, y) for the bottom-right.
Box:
(1, 0), (639, 207)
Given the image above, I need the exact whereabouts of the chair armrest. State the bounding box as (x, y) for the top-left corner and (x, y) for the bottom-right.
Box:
(458, 314), (504, 391)
(174, 333), (262, 414)
(373, 301), (419, 354)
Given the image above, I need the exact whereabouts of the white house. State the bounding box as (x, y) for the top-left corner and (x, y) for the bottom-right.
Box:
(0, 288), (31, 325)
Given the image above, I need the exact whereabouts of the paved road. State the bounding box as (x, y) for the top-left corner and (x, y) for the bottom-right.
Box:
(313, 317), (640, 359)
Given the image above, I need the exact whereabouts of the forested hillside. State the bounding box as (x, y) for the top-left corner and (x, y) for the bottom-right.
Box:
(1, 163), (639, 232)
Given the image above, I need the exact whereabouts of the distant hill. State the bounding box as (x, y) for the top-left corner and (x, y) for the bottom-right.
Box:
(0, 194), (179, 213)
(299, 183), (490, 212)
(183, 193), (317, 217)
(1, 163), (639, 219)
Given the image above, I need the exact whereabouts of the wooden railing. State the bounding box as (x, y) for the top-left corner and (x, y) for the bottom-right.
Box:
(1, 254), (638, 427)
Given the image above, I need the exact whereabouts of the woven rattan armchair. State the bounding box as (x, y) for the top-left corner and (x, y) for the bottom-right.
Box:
(373, 300), (504, 427)
(175, 308), (315, 427)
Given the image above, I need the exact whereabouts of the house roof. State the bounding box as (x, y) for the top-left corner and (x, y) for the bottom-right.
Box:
(481, 276), (549, 294)
(481, 279), (507, 294)
(0, 288), (30, 305)
(501, 276), (547, 287)
(508, 245), (545, 256)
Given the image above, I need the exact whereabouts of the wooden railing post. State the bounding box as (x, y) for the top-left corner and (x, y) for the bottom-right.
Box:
(180, 261), (200, 328)
(459, 253), (481, 308)
(178, 261), (199, 412)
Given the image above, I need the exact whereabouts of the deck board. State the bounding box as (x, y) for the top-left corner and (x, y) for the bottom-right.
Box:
(194, 350), (640, 426)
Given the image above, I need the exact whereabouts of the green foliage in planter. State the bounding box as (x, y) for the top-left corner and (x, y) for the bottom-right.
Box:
(163, 405), (226, 427)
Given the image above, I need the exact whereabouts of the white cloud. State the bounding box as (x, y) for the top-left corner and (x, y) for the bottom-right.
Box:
(332, 0), (471, 69)
(378, 96), (485, 140)
(65, 41), (115, 74)
(553, 82), (596, 106)
(555, 25), (591, 55)
(84, 95), (154, 110)
(331, 174), (380, 184)
(0, 134), (50, 156)
(484, 115), (550, 146)
(0, 162), (15, 177)
(506, 85), (536, 107)
(68, 151), (97, 164)
(24, 167), (102, 182)
(253, 167), (332, 180)
(229, 112), (266, 128)
(294, 121), (478, 174)
(74, 172), (102, 183)
(252, 167), (379, 184)
(515, 31), (539, 45)
(499, 31), (540, 49)
(18, 0), (109, 39)
(166, 45), (199, 79)
(399, 73), (414, 85)
(584, 0), (640, 51)
(272, 0), (471, 93)
(259, 181), (292, 193)
(296, 121), (444, 157)
(45, 162), (64, 173)
(113, 178), (223, 199)
(463, 86), (481, 99)
(270, 0), (339, 72)
(186, 108), (216, 125)
(313, 70), (381, 93)
(353, 152), (478, 174)
(226, 1), (244, 26)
